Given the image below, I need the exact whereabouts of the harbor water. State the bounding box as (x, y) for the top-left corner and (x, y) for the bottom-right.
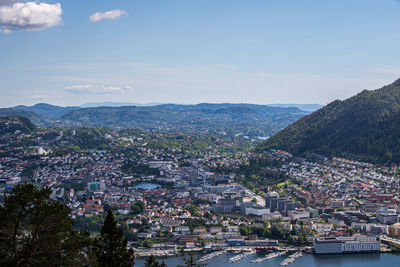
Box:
(134, 252), (400, 267)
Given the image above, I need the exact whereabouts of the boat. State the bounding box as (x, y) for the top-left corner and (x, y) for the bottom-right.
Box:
(197, 250), (227, 263)
(280, 251), (303, 266)
(228, 249), (256, 263)
(250, 250), (288, 264)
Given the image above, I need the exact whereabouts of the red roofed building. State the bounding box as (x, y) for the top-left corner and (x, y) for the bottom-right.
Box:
(83, 203), (104, 213)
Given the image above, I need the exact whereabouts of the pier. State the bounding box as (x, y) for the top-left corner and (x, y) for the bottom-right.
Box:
(280, 251), (303, 266)
(197, 250), (227, 263)
(228, 249), (256, 263)
(250, 250), (288, 263)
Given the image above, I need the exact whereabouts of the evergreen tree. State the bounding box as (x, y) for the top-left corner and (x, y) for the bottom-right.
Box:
(0, 184), (92, 266)
(177, 253), (205, 267)
(144, 255), (162, 267)
(95, 209), (134, 267)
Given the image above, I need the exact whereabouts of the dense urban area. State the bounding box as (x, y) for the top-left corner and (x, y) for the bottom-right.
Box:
(2, 115), (400, 266)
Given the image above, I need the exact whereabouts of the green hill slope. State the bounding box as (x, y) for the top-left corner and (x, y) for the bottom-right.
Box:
(0, 108), (43, 125)
(257, 78), (400, 163)
(61, 104), (307, 137)
(0, 116), (36, 134)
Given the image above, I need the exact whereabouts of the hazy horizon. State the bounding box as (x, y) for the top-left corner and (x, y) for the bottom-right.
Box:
(2, 101), (323, 109)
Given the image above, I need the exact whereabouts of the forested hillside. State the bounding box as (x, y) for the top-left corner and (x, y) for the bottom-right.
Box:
(258, 78), (400, 163)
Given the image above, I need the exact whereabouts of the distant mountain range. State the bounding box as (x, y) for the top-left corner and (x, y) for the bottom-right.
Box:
(78, 102), (323, 111)
(258, 78), (400, 163)
(79, 102), (163, 108)
(0, 102), (315, 138)
(267, 104), (322, 112)
(14, 103), (79, 118)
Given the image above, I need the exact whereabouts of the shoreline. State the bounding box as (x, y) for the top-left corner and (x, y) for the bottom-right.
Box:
(134, 245), (395, 259)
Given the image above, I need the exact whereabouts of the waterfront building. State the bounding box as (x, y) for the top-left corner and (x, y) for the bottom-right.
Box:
(227, 236), (245, 246)
(313, 236), (380, 254)
(244, 239), (279, 246)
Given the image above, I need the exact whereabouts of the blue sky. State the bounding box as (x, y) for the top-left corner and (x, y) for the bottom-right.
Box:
(1, 0), (400, 107)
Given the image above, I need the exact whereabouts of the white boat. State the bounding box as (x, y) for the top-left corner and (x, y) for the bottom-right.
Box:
(228, 249), (256, 263)
(197, 250), (227, 263)
(280, 251), (303, 266)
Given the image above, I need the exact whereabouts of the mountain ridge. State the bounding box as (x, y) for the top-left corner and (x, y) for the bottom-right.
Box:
(257, 78), (400, 163)
(14, 103), (80, 118)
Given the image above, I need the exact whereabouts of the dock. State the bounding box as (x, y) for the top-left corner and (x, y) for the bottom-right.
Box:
(228, 249), (256, 263)
(196, 250), (227, 263)
(280, 251), (303, 266)
(250, 250), (288, 263)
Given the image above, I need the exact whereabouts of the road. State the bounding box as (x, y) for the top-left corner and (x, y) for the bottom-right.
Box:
(234, 183), (265, 206)
(381, 235), (400, 246)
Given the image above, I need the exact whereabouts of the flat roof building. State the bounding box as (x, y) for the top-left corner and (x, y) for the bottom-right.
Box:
(313, 236), (380, 254)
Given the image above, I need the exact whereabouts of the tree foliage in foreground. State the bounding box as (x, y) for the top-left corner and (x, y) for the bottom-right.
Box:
(0, 184), (135, 267)
(95, 209), (135, 267)
(177, 253), (205, 267)
(144, 255), (167, 267)
(0, 184), (93, 266)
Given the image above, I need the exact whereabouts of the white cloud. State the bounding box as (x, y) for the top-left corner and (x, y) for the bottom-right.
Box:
(64, 84), (133, 95)
(89, 9), (127, 22)
(65, 84), (92, 90)
(0, 1), (62, 33)
(123, 85), (134, 92)
(30, 94), (48, 100)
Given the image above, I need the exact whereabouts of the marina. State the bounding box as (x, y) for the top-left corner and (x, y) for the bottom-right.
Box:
(228, 249), (256, 263)
(136, 250), (178, 258)
(280, 251), (303, 266)
(197, 250), (227, 263)
(250, 250), (288, 263)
